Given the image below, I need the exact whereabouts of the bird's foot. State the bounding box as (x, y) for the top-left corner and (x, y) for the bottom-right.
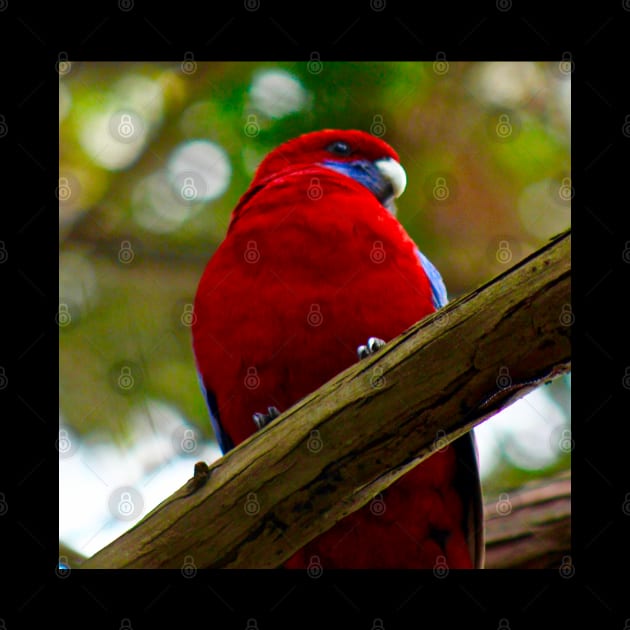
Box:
(253, 406), (280, 431)
(357, 337), (386, 360)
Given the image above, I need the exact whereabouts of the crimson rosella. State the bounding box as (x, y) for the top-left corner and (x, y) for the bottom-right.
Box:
(192, 129), (483, 568)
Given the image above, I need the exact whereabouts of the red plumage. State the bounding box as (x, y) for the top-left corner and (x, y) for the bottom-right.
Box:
(193, 129), (482, 569)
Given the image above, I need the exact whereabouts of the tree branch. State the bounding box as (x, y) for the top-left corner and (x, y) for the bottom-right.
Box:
(65, 473), (571, 569)
(82, 230), (571, 569)
(484, 472), (571, 569)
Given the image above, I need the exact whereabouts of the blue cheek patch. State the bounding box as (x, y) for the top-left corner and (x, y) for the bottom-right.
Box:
(321, 159), (394, 206)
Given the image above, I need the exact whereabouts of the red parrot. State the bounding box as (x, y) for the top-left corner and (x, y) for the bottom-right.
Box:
(192, 129), (483, 569)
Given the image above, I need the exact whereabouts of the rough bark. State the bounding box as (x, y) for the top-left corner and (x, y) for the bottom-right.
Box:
(484, 472), (571, 569)
(82, 230), (571, 569)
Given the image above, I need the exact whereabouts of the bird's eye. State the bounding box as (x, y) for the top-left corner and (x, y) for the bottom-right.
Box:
(326, 141), (352, 156)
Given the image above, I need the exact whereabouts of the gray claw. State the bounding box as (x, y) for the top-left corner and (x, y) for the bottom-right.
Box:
(357, 336), (386, 360)
(253, 406), (280, 430)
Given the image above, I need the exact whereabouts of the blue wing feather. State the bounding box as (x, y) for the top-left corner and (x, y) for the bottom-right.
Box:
(415, 249), (448, 309)
(197, 375), (234, 454)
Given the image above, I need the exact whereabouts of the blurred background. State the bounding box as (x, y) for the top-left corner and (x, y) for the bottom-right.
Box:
(58, 61), (571, 559)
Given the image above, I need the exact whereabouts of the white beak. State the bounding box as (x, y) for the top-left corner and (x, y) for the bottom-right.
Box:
(374, 157), (407, 199)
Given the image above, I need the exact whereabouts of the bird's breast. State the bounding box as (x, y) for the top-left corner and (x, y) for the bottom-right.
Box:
(193, 169), (434, 443)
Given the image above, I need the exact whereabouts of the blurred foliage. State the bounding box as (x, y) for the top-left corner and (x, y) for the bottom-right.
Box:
(59, 61), (570, 484)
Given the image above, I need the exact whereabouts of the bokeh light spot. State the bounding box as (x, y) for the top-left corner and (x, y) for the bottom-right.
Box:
(249, 69), (310, 119)
(471, 62), (544, 108)
(132, 171), (193, 234)
(167, 140), (231, 202)
(77, 74), (164, 171)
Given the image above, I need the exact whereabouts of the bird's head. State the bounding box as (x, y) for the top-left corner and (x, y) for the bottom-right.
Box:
(252, 129), (407, 211)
